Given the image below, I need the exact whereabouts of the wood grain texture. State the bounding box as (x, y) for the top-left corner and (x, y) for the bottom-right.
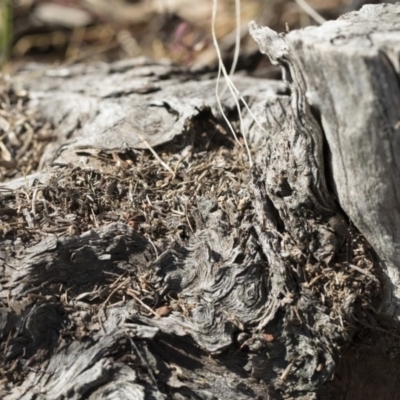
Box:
(12, 57), (285, 168)
(2, 64), (355, 398)
(251, 3), (400, 319)
(1, 3), (399, 399)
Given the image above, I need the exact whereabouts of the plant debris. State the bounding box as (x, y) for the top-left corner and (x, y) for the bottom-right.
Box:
(0, 101), (380, 389)
(0, 75), (54, 182)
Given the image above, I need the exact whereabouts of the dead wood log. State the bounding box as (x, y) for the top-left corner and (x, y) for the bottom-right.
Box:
(250, 2), (400, 320)
(9, 57), (285, 169)
(0, 3), (399, 400)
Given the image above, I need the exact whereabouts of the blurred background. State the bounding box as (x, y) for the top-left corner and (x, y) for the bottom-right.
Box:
(0, 0), (393, 75)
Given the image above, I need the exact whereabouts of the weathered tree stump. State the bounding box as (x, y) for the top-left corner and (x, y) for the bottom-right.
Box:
(1, 3), (400, 400)
(250, 2), (400, 320)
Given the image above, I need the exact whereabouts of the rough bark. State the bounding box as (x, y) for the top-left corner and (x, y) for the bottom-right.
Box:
(0, 3), (399, 400)
(250, 2), (400, 319)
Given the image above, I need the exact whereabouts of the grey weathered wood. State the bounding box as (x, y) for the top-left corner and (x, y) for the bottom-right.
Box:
(2, 60), (355, 399)
(250, 3), (400, 320)
(4, 65), (329, 399)
(1, 4), (400, 400)
(11, 57), (285, 169)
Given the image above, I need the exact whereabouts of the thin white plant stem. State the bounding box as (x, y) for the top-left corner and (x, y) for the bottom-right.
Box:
(138, 134), (175, 176)
(212, 0), (280, 167)
(211, 0), (241, 146)
(219, 0), (241, 98)
(295, 0), (326, 25)
(230, 0), (241, 76)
